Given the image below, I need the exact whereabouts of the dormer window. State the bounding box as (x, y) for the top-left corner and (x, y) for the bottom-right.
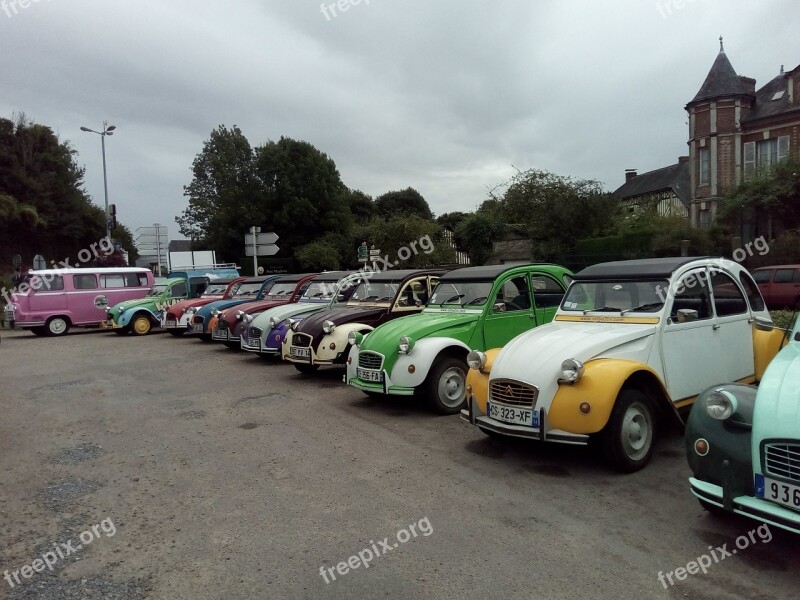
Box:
(771, 90), (785, 101)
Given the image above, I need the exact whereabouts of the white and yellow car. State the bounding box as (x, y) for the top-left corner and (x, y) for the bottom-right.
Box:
(462, 257), (784, 472)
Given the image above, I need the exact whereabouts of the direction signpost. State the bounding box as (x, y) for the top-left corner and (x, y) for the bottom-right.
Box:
(245, 227), (280, 275)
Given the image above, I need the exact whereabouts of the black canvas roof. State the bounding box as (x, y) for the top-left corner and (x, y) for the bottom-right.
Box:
(312, 270), (358, 282)
(367, 268), (447, 283)
(573, 257), (709, 281)
(441, 264), (524, 281)
(274, 272), (318, 283)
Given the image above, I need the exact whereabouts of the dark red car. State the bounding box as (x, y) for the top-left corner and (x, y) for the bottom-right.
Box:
(162, 277), (245, 336)
(752, 265), (800, 310)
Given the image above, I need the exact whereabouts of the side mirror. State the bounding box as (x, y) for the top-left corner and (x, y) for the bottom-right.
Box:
(492, 302), (506, 313)
(676, 308), (698, 323)
(753, 316), (775, 332)
(415, 300), (422, 307)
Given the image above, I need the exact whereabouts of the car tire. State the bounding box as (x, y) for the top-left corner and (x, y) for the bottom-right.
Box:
(479, 427), (505, 440)
(168, 329), (185, 337)
(114, 327), (129, 335)
(45, 317), (70, 337)
(424, 356), (468, 415)
(130, 314), (153, 336)
(224, 341), (240, 350)
(199, 334), (212, 342)
(294, 363), (319, 374)
(30, 327), (46, 336)
(601, 388), (656, 473)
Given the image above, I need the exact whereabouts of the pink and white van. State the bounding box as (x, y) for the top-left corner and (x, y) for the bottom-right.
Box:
(3, 267), (155, 336)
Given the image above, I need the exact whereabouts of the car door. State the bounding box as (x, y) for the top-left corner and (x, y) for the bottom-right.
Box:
(661, 268), (726, 404)
(483, 274), (535, 349)
(709, 269), (755, 382)
(531, 273), (567, 325)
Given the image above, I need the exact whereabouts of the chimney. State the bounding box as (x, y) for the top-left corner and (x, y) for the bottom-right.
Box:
(678, 156), (689, 163)
(625, 169), (637, 182)
(739, 76), (756, 94)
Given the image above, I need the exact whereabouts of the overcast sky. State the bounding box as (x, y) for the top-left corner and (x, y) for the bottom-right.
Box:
(1, 0), (797, 244)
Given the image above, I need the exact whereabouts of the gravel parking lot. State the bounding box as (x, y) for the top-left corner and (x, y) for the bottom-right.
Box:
(0, 328), (797, 599)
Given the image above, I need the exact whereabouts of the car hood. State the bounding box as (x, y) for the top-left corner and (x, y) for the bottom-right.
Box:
(753, 340), (800, 441)
(197, 297), (258, 316)
(491, 320), (657, 385)
(251, 302), (327, 330)
(361, 311), (479, 353)
(110, 297), (158, 314)
(298, 306), (386, 335)
(221, 298), (290, 320)
(167, 297), (219, 315)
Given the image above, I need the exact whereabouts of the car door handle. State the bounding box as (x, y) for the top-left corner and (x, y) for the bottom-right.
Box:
(712, 324), (720, 330)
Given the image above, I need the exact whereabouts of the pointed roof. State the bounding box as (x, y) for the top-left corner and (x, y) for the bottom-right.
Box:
(688, 38), (752, 105)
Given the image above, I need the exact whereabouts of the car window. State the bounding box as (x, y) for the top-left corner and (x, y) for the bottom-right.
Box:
(531, 275), (565, 308)
(171, 282), (187, 298)
(138, 273), (150, 286)
(495, 276), (530, 311)
(74, 274), (98, 290)
(739, 272), (765, 312)
(670, 271), (712, 321)
(189, 278), (208, 297)
(774, 269), (795, 283)
(124, 273), (141, 287)
(710, 271), (747, 316)
(101, 274), (126, 288)
(751, 269), (771, 284)
(396, 278), (427, 308)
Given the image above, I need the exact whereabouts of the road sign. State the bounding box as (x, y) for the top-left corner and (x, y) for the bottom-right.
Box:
(33, 254), (47, 270)
(12, 253), (22, 268)
(369, 249), (381, 258)
(358, 245), (368, 260)
(245, 232), (279, 245)
(245, 244), (280, 257)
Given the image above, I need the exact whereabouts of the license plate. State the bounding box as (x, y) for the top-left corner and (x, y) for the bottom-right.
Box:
(756, 474), (800, 510)
(192, 324), (203, 332)
(357, 368), (384, 383)
(488, 402), (538, 427)
(165, 320), (176, 327)
(290, 346), (310, 358)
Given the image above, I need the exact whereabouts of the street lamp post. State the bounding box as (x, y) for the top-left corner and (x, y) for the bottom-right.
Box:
(80, 121), (116, 240)
(153, 223), (163, 277)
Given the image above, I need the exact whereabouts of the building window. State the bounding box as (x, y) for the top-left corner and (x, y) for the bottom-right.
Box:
(698, 209), (711, 229)
(744, 135), (790, 178)
(699, 147), (710, 185)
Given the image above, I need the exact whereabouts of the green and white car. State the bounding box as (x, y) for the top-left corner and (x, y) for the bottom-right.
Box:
(345, 264), (573, 414)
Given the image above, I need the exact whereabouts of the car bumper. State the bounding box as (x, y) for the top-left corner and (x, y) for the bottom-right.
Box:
(689, 477), (800, 535)
(347, 373), (415, 396)
(15, 320), (46, 328)
(100, 320), (122, 330)
(459, 394), (589, 445)
(211, 327), (229, 341)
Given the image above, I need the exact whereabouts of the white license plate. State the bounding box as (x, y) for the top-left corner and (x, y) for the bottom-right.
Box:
(357, 368), (384, 383)
(756, 474), (800, 510)
(488, 402), (538, 427)
(192, 324), (203, 332)
(290, 346), (310, 358)
(165, 320), (176, 327)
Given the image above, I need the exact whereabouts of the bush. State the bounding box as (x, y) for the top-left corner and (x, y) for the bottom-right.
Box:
(769, 310), (797, 330)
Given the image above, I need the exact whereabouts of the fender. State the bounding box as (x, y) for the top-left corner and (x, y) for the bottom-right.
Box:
(753, 327), (786, 382)
(317, 323), (374, 361)
(390, 337), (472, 388)
(548, 359), (673, 434)
(118, 308), (158, 328)
(465, 348), (502, 414)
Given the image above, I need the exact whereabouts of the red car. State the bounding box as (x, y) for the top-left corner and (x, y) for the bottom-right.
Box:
(211, 273), (318, 348)
(162, 277), (245, 336)
(752, 265), (800, 310)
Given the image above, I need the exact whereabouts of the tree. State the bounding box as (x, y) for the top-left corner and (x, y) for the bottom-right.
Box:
(375, 187), (433, 220)
(357, 214), (455, 268)
(296, 241), (342, 271)
(346, 189), (375, 223)
(436, 211), (468, 232)
(454, 213), (506, 265)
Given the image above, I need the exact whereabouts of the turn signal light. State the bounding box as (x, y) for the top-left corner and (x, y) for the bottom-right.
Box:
(408, 365), (416, 374)
(694, 439), (709, 456)
(579, 402), (591, 414)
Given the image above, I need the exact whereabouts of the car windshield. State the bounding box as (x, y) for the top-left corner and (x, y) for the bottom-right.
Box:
(202, 284), (228, 296)
(234, 282), (264, 296)
(561, 280), (668, 313)
(301, 281), (339, 301)
(345, 281), (398, 305)
(429, 280), (494, 307)
(146, 284), (168, 297)
(265, 283), (296, 297)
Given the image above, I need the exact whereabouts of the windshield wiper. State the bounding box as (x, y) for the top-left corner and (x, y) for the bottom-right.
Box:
(621, 302), (664, 315)
(583, 306), (621, 314)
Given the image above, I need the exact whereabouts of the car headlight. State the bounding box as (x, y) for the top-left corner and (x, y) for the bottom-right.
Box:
(466, 350), (487, 370)
(398, 335), (415, 354)
(244, 314), (254, 324)
(269, 317), (277, 329)
(322, 320), (336, 334)
(118, 306), (127, 315)
(186, 307), (196, 315)
(559, 358), (584, 383)
(348, 331), (364, 347)
(286, 318), (299, 332)
(236, 310), (245, 321)
(211, 309), (220, 316)
(705, 389), (738, 420)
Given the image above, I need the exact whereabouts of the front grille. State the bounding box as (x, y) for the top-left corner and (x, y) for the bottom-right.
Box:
(193, 316), (205, 324)
(358, 352), (384, 370)
(490, 379), (539, 408)
(293, 333), (312, 348)
(764, 442), (800, 485)
(218, 319), (229, 331)
(250, 327), (263, 341)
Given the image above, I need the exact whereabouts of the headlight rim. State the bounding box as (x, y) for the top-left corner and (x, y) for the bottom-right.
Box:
(558, 358), (584, 384)
(466, 350), (487, 371)
(322, 319), (336, 334)
(705, 389), (738, 421)
(398, 335), (415, 354)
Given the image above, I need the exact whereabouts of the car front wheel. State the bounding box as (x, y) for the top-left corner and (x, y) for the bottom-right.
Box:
(46, 317), (70, 337)
(601, 388), (656, 473)
(425, 356), (467, 415)
(130, 315), (153, 336)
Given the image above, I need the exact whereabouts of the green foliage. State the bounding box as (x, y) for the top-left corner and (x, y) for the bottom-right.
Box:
(0, 114), (123, 268)
(719, 160), (800, 231)
(346, 189), (375, 224)
(436, 211), (468, 232)
(769, 310), (796, 330)
(454, 213), (506, 266)
(375, 187), (433, 220)
(296, 241), (342, 271)
(357, 214), (455, 267)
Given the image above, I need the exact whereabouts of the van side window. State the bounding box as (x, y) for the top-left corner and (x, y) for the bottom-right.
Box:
(74, 274), (98, 290)
(124, 273), (141, 287)
(34, 275), (64, 292)
(138, 273), (150, 286)
(739, 272), (766, 312)
(710, 271), (747, 316)
(101, 274), (126, 288)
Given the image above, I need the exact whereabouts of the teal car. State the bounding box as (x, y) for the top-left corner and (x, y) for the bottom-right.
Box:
(687, 314), (800, 533)
(103, 278), (201, 335)
(345, 264), (573, 414)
